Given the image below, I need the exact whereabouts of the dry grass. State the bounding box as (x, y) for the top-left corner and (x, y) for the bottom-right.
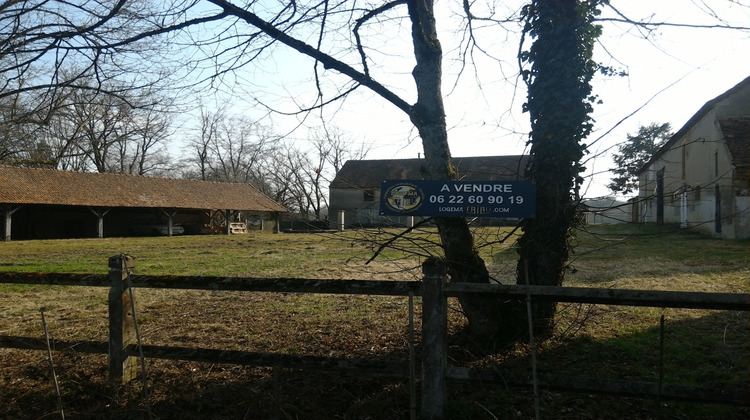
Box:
(0, 224), (748, 419)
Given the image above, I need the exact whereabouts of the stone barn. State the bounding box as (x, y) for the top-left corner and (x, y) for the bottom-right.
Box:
(328, 155), (528, 228)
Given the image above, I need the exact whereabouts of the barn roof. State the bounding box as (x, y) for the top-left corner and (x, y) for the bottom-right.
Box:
(330, 155), (528, 189)
(0, 165), (287, 212)
(637, 75), (750, 175)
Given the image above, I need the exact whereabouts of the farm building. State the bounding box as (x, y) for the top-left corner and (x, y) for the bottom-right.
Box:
(580, 197), (630, 224)
(0, 165), (287, 240)
(328, 155), (528, 228)
(636, 75), (750, 239)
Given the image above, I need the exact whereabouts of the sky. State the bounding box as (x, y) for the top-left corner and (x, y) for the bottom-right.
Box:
(179, 1), (750, 200)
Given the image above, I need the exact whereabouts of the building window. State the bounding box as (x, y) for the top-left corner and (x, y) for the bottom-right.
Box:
(694, 185), (701, 202)
(363, 189), (375, 202)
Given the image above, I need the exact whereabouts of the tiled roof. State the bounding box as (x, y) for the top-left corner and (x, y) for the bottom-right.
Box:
(330, 155), (528, 189)
(0, 165), (287, 212)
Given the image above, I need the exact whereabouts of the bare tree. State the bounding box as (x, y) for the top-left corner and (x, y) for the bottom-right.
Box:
(184, 106), (277, 184)
(66, 88), (133, 173)
(227, 126), (371, 219)
(186, 106), (223, 181)
(303, 127), (371, 220)
(0, 69), (69, 165)
(0, 1), (165, 117)
(0, 96), (36, 161)
(260, 141), (323, 218)
(262, 148), (297, 210)
(304, 143), (327, 219)
(0, 0), (174, 170)
(210, 116), (273, 184)
(312, 126), (371, 175)
(8, 79), (175, 174)
(193, 1), (503, 333)
(35, 107), (88, 171)
(281, 145), (311, 216)
(119, 104), (175, 176)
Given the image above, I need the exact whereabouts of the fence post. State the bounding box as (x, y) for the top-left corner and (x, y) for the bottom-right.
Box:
(421, 258), (447, 420)
(108, 254), (137, 384)
(338, 210), (345, 232)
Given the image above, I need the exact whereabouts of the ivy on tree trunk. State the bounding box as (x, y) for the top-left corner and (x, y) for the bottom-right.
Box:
(516, 0), (602, 338)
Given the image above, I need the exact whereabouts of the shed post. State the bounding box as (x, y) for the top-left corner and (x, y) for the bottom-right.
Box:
(421, 258), (447, 420)
(161, 209), (178, 236)
(3, 206), (21, 241)
(108, 254), (138, 384)
(2, 211), (7, 241)
(88, 207), (110, 238)
(225, 209), (232, 235)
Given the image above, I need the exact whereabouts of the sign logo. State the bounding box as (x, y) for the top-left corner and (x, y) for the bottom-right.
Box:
(383, 183), (423, 213)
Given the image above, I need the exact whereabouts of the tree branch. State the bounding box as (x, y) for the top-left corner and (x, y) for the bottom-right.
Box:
(601, 3), (750, 31)
(207, 0), (412, 116)
(365, 218), (436, 265)
(353, 0), (408, 79)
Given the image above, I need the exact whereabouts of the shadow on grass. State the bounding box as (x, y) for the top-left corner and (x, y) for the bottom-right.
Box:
(1, 311), (747, 419)
(0, 351), (415, 419)
(444, 308), (749, 419)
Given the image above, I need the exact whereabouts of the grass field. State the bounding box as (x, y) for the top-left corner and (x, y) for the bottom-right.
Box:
(0, 224), (748, 419)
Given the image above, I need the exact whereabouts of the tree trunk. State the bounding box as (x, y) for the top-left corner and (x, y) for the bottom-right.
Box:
(516, 0), (600, 338)
(407, 1), (504, 337)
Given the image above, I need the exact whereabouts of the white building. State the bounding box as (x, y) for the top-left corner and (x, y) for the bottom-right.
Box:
(636, 76), (750, 239)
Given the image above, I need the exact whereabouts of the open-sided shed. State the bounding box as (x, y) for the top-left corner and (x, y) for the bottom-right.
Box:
(0, 165), (287, 240)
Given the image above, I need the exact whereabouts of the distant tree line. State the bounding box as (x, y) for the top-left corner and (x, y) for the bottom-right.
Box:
(0, 81), (172, 175)
(181, 105), (369, 218)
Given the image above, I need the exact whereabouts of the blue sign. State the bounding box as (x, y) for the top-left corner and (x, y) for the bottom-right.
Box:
(380, 180), (535, 218)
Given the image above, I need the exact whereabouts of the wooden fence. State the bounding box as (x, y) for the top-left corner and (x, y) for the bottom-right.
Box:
(1, 254), (749, 419)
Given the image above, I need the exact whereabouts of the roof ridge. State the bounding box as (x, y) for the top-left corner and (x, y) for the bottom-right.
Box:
(637, 74), (750, 174)
(0, 164), (265, 186)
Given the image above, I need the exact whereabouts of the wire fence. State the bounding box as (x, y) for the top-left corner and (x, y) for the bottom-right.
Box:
(1, 255), (748, 419)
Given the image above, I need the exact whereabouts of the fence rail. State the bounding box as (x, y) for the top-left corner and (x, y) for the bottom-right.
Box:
(1, 271), (747, 310)
(1, 256), (748, 419)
